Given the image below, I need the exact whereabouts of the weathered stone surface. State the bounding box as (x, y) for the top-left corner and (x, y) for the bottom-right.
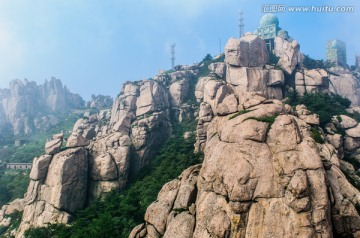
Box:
(45, 138), (62, 155)
(225, 34), (268, 67)
(226, 66), (282, 100)
(274, 37), (301, 75)
(267, 69), (285, 86)
(163, 212), (195, 238)
(29, 155), (52, 180)
(295, 69), (327, 86)
(132, 96), (360, 238)
(195, 77), (211, 102)
(136, 80), (169, 117)
(295, 69), (329, 95)
(344, 136), (360, 151)
(144, 180), (179, 235)
(329, 67), (360, 106)
(90, 153), (118, 181)
(346, 124), (360, 138)
(4, 199), (25, 215)
(52, 133), (64, 140)
(17, 148), (88, 237)
(208, 62), (226, 79)
(112, 112), (134, 134)
(295, 104), (320, 125)
(332, 115), (358, 129)
(66, 133), (90, 147)
(131, 165), (201, 237)
(216, 94), (238, 116)
(169, 79), (189, 107)
(42, 148), (88, 212)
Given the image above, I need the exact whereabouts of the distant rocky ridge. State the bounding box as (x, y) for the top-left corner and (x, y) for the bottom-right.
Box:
(0, 77), (84, 136)
(86, 94), (114, 109)
(1, 32), (360, 237)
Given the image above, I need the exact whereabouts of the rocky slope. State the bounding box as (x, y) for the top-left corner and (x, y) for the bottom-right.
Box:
(8, 64), (201, 237)
(0, 77), (83, 136)
(131, 95), (360, 237)
(2, 32), (360, 237)
(130, 34), (360, 238)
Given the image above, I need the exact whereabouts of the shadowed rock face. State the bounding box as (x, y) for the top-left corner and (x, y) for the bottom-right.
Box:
(17, 148), (88, 237)
(0, 77), (83, 135)
(329, 67), (360, 106)
(131, 96), (360, 238)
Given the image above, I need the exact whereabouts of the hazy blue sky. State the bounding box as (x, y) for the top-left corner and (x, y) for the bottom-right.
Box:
(0, 0), (359, 99)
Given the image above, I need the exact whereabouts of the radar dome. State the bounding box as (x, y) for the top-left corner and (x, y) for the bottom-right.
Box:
(260, 13), (279, 28)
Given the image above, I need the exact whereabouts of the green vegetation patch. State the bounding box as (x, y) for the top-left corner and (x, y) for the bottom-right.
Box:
(302, 55), (335, 70)
(310, 127), (325, 144)
(0, 210), (23, 237)
(228, 110), (253, 120)
(242, 116), (277, 133)
(286, 91), (351, 127)
(0, 170), (30, 207)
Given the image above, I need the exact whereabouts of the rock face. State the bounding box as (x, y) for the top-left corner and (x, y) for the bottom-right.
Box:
(18, 148), (88, 237)
(219, 35), (284, 102)
(131, 95), (360, 238)
(329, 67), (360, 106)
(225, 34), (268, 67)
(274, 36), (302, 75)
(295, 69), (329, 95)
(0, 77), (83, 135)
(0, 198), (25, 232)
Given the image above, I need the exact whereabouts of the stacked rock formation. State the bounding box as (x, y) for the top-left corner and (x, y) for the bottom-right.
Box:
(224, 34), (284, 100)
(273, 36), (302, 75)
(130, 34), (360, 238)
(131, 93), (360, 238)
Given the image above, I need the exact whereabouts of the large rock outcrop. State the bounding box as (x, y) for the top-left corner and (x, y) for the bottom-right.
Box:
(225, 34), (268, 67)
(131, 95), (360, 238)
(0, 77), (83, 135)
(17, 148), (88, 237)
(274, 36), (302, 75)
(295, 69), (329, 95)
(329, 67), (360, 106)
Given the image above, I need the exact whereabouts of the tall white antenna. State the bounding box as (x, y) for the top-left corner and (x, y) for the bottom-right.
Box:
(171, 43), (176, 69)
(239, 11), (244, 38)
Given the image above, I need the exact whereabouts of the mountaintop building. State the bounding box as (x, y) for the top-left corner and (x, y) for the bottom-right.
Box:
(255, 13), (290, 51)
(326, 40), (347, 67)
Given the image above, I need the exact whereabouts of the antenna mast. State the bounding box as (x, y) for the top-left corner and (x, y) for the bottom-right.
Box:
(171, 43), (176, 69)
(239, 11), (244, 38)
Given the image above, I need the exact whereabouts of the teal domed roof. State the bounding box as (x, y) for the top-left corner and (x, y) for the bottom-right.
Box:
(260, 13), (279, 27)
